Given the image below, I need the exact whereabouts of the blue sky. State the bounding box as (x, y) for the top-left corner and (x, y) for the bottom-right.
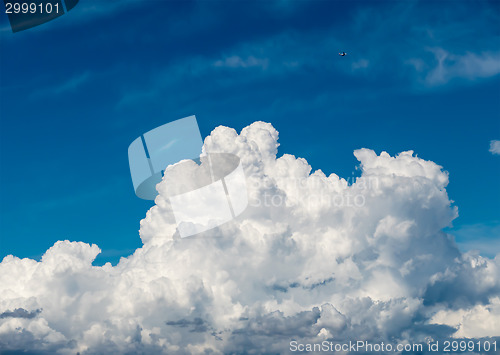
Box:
(0, 0), (499, 265)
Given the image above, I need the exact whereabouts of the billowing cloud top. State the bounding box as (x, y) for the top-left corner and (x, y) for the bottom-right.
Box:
(1, 122), (499, 354)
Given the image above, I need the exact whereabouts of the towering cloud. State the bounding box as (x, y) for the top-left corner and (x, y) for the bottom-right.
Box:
(1, 122), (499, 354)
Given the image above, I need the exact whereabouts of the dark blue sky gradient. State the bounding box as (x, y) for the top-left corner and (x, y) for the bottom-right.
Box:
(0, 0), (499, 264)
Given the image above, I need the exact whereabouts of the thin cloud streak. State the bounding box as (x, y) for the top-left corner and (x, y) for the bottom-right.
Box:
(490, 140), (500, 155)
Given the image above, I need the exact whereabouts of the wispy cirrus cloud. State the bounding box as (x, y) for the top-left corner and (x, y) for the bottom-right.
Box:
(113, 1), (500, 115)
(490, 140), (500, 155)
(351, 59), (369, 71)
(214, 55), (269, 70)
(30, 71), (91, 99)
(423, 49), (500, 86)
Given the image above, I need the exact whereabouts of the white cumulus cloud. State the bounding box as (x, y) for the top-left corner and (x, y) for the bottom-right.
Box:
(1, 122), (499, 354)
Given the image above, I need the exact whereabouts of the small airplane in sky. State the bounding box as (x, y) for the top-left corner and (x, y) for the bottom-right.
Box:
(339, 52), (347, 56)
